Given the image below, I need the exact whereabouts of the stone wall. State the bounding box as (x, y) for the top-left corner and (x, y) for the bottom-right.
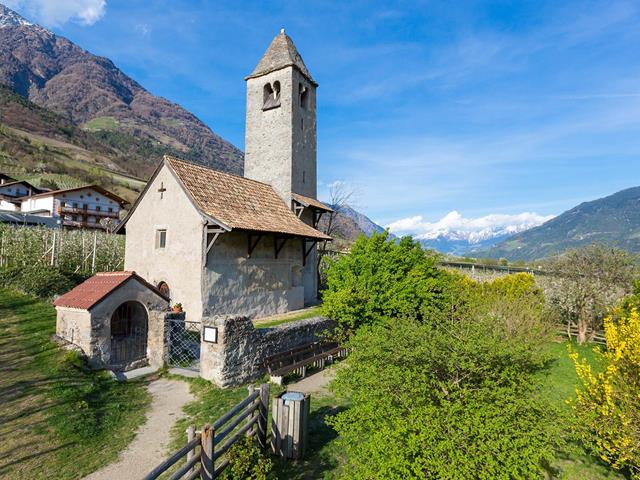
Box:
(200, 315), (334, 387)
(203, 231), (311, 318)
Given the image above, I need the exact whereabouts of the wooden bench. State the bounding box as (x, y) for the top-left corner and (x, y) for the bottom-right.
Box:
(264, 341), (346, 385)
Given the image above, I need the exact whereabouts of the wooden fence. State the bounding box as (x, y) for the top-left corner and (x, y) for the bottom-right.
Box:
(143, 384), (269, 480)
(558, 325), (606, 345)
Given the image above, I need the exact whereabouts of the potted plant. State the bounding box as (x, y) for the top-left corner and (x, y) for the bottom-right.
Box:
(172, 303), (183, 313)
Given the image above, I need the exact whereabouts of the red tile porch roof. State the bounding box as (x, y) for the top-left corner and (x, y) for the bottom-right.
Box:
(53, 271), (169, 310)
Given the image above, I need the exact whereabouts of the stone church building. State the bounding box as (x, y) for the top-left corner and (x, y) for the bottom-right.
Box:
(118, 30), (332, 320)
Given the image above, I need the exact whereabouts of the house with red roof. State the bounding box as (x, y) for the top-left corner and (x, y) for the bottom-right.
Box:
(54, 271), (169, 369)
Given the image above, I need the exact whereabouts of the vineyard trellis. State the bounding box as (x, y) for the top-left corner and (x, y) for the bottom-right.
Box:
(0, 225), (125, 274)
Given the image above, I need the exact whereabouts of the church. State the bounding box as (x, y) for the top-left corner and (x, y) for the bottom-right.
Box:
(118, 30), (332, 320)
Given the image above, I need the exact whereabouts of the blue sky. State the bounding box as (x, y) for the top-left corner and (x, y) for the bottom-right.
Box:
(6, 0), (640, 236)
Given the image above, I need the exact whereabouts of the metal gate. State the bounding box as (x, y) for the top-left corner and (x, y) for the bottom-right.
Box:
(111, 301), (148, 365)
(166, 318), (201, 371)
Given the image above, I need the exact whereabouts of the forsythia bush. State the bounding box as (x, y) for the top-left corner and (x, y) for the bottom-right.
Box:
(571, 308), (640, 478)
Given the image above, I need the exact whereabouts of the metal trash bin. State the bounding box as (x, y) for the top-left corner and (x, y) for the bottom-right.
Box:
(271, 391), (310, 459)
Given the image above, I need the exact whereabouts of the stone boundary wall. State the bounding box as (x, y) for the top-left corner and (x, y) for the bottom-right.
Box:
(200, 316), (335, 387)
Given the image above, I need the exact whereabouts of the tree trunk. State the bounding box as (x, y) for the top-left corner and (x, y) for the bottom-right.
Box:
(577, 318), (588, 344)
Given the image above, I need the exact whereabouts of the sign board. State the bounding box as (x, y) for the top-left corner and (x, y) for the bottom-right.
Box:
(203, 326), (218, 343)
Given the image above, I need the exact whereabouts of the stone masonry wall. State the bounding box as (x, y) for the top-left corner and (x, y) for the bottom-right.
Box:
(200, 315), (334, 387)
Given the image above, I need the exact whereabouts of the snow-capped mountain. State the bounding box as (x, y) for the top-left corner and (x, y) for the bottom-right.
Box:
(0, 4), (33, 28)
(386, 211), (554, 255)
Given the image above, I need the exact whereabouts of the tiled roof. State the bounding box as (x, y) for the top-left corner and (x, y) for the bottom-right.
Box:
(165, 156), (331, 240)
(246, 31), (316, 85)
(26, 185), (128, 205)
(54, 271), (169, 310)
(292, 192), (333, 213)
(0, 180), (43, 193)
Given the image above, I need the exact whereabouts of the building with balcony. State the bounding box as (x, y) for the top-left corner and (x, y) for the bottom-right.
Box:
(21, 185), (128, 229)
(0, 179), (128, 230)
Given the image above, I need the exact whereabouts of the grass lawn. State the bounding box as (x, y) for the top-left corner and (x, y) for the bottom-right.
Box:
(542, 341), (627, 479)
(83, 116), (119, 131)
(0, 288), (151, 480)
(253, 306), (323, 329)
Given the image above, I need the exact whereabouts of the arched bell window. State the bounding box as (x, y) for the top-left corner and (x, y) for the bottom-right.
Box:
(263, 81), (281, 110)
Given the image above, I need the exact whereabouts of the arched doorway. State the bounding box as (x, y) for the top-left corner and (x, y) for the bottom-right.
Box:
(157, 281), (171, 300)
(110, 301), (148, 365)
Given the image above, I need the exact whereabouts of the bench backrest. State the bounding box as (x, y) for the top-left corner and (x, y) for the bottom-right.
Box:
(265, 341), (339, 372)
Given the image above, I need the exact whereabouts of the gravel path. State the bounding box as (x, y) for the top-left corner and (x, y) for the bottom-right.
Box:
(84, 379), (193, 480)
(287, 367), (336, 396)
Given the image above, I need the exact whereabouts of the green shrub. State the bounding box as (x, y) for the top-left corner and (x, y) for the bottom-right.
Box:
(220, 437), (274, 480)
(329, 315), (560, 479)
(321, 232), (459, 331)
(0, 265), (87, 298)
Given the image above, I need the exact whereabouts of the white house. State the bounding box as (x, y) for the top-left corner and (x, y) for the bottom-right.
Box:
(17, 185), (127, 229)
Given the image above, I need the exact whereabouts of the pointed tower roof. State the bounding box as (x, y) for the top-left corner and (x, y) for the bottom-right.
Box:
(246, 30), (317, 85)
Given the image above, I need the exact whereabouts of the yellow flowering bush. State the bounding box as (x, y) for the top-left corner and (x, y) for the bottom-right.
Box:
(571, 308), (640, 478)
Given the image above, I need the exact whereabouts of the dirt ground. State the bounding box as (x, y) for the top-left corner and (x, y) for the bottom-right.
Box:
(83, 379), (193, 480)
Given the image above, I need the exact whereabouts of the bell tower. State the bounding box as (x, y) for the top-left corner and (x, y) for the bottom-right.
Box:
(244, 30), (317, 206)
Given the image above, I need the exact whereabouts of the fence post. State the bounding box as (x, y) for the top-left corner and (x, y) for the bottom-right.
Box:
(247, 385), (257, 437)
(200, 424), (214, 480)
(50, 230), (56, 266)
(91, 231), (97, 273)
(186, 425), (195, 473)
(258, 384), (269, 449)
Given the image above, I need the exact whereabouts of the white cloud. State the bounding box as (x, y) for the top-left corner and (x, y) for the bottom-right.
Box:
(4, 0), (106, 27)
(386, 210), (555, 243)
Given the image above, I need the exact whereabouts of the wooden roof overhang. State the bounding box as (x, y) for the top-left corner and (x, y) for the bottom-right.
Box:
(291, 193), (333, 229)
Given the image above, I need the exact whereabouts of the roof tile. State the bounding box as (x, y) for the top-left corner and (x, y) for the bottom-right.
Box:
(166, 156), (331, 240)
(246, 32), (316, 85)
(53, 271), (168, 310)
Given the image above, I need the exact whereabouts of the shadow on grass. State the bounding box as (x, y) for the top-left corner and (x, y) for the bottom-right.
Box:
(274, 403), (348, 480)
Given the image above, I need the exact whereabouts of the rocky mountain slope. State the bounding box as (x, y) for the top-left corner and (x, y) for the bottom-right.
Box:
(475, 186), (640, 260)
(0, 3), (242, 178)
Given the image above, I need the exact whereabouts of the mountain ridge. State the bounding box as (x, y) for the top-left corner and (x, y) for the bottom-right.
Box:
(475, 186), (640, 260)
(0, 3), (243, 178)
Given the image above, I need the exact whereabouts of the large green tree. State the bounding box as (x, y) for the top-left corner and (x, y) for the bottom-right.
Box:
(321, 232), (460, 331)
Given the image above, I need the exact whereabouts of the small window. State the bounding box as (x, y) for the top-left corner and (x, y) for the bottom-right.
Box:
(299, 83), (309, 110)
(155, 229), (167, 249)
(96, 206), (101, 212)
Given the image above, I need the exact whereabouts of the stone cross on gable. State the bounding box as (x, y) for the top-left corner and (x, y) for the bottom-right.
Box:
(157, 182), (167, 199)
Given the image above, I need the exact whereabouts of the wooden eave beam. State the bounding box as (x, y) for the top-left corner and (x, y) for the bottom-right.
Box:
(313, 210), (324, 229)
(205, 225), (226, 254)
(302, 239), (318, 266)
(247, 234), (263, 258)
(293, 200), (305, 218)
(274, 237), (288, 259)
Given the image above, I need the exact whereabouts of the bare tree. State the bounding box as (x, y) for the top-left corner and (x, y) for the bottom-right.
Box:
(316, 181), (354, 293)
(544, 244), (637, 344)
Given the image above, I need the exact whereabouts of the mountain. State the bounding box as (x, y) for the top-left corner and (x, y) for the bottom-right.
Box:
(476, 186), (640, 261)
(0, 3), (242, 178)
(418, 221), (544, 255)
(317, 205), (391, 251)
(0, 84), (146, 202)
(420, 232), (516, 256)
(337, 206), (387, 237)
